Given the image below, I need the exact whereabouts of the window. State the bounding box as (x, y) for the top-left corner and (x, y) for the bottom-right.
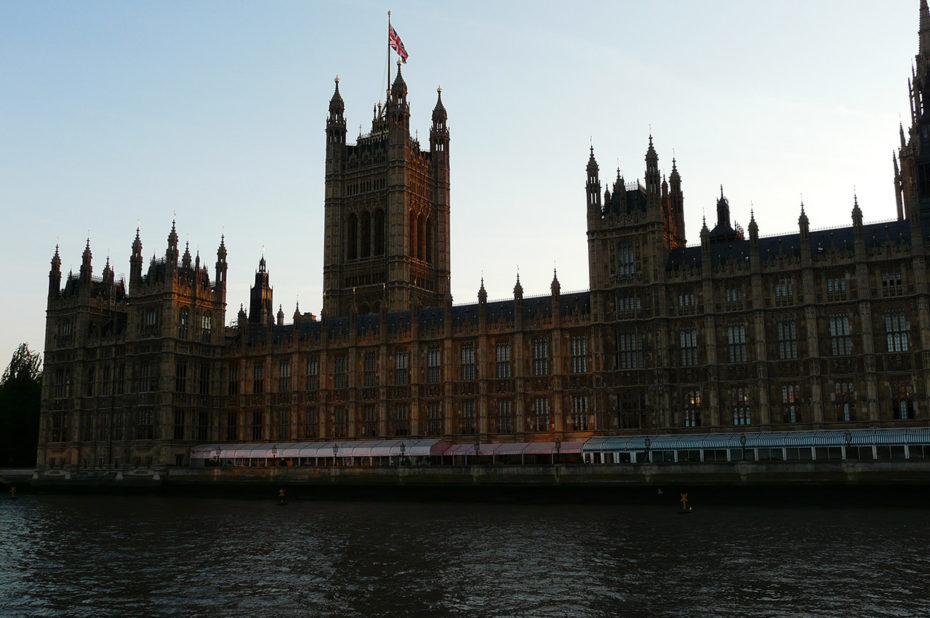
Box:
(533, 397), (550, 432)
(136, 410), (153, 440)
(140, 362), (157, 393)
(895, 382), (914, 420)
(426, 347), (441, 384)
(226, 411), (238, 441)
(278, 360), (291, 392)
(460, 400), (476, 434)
(197, 411), (209, 441)
(60, 319), (73, 337)
(50, 413), (65, 442)
(774, 279), (793, 307)
(885, 311), (910, 352)
(144, 308), (157, 328)
(178, 307), (189, 339)
(53, 368), (71, 399)
(684, 390), (701, 427)
(618, 242), (635, 275)
(252, 362), (264, 394)
(101, 365), (111, 397)
(827, 277), (847, 301)
(426, 402), (443, 436)
(532, 338), (549, 376)
(174, 409), (187, 443)
(175, 361), (187, 393)
(727, 324), (747, 363)
(228, 364), (238, 396)
(781, 384), (800, 424)
(572, 395), (589, 431)
(725, 287), (744, 308)
(495, 342), (511, 379)
(201, 313), (212, 342)
(307, 357), (319, 391)
(732, 387), (751, 426)
(617, 332), (644, 369)
(392, 404), (409, 436)
(829, 314), (852, 356)
(394, 352), (409, 386)
(304, 407), (318, 439)
(834, 382), (855, 422)
(616, 295), (641, 315)
(570, 336), (587, 374)
(251, 411), (263, 440)
(333, 408), (347, 438)
(496, 399), (514, 433)
(363, 405), (379, 437)
(777, 320), (798, 360)
(334, 355), (348, 390)
(85, 366), (95, 397)
(882, 271), (903, 297)
(363, 351), (377, 387)
(115, 364), (125, 395)
(678, 293), (695, 310)
(680, 329), (698, 367)
(460, 344), (476, 381)
(199, 364), (210, 396)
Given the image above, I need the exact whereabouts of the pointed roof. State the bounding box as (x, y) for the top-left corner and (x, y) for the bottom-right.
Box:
(391, 60), (407, 101)
(432, 86), (446, 123)
(329, 76), (344, 116)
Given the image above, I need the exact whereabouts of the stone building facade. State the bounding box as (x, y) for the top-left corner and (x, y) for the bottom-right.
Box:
(37, 6), (930, 468)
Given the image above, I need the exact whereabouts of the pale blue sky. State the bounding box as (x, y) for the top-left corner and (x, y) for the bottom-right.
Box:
(0, 1), (917, 365)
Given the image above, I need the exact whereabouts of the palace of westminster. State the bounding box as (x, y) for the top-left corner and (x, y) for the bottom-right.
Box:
(36, 4), (930, 468)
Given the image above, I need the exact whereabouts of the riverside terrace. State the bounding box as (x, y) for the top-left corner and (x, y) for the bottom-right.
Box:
(189, 428), (930, 467)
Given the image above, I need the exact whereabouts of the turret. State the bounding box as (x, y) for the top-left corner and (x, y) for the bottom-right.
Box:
(513, 273), (523, 301)
(326, 76), (346, 147)
(852, 194), (864, 230)
(130, 228), (143, 287)
(388, 60), (410, 130)
(586, 146), (602, 216)
(798, 202), (810, 239)
(478, 277), (487, 304)
(248, 254), (274, 327)
(644, 135), (660, 204)
(276, 304), (284, 326)
(215, 235), (228, 301)
(49, 245), (61, 299)
(182, 241), (192, 269)
(430, 86), (449, 154)
(669, 158), (685, 246)
(709, 186), (738, 242)
(79, 239), (92, 284)
(166, 220), (179, 268)
(102, 256), (114, 286)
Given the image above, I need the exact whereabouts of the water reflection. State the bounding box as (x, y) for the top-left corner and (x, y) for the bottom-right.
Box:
(1, 496), (928, 616)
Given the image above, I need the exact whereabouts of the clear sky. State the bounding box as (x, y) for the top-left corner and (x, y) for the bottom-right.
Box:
(0, 1), (918, 367)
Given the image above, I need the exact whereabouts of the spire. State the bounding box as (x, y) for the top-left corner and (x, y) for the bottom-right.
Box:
(167, 219), (178, 249)
(132, 227), (142, 257)
(513, 272), (523, 301)
(798, 201), (810, 236)
(391, 60), (407, 103)
(329, 76), (344, 117)
(920, 0), (930, 58)
(644, 134), (660, 198)
(852, 193), (863, 228)
(217, 234), (227, 262)
(551, 268), (561, 296)
(748, 209), (759, 240)
(277, 304), (284, 326)
(478, 277), (487, 304)
(49, 244), (62, 298)
(80, 238), (92, 281)
(432, 86), (447, 124)
(51, 245), (61, 273)
(586, 145), (598, 173)
(182, 241), (192, 268)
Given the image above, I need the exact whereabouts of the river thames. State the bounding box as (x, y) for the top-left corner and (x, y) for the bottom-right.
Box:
(1, 493), (928, 616)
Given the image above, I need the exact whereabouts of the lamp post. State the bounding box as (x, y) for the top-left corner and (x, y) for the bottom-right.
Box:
(644, 436), (651, 464)
(399, 441), (406, 467)
(215, 446), (222, 468)
(553, 437), (562, 465)
(844, 430), (852, 460)
(740, 434), (747, 461)
(474, 438), (480, 465)
(332, 442), (338, 468)
(271, 444), (277, 468)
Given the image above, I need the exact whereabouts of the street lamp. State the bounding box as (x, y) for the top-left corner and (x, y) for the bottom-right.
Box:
(399, 441), (406, 466)
(271, 444), (277, 467)
(553, 437), (562, 465)
(473, 438), (480, 465)
(740, 434), (747, 461)
(644, 436), (651, 464)
(215, 446), (222, 468)
(332, 442), (338, 468)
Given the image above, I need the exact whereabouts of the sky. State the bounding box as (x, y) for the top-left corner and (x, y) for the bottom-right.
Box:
(0, 1), (919, 368)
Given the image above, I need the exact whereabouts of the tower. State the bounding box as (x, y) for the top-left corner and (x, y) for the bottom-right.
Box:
(897, 0), (930, 222)
(322, 66), (452, 317)
(249, 254), (274, 326)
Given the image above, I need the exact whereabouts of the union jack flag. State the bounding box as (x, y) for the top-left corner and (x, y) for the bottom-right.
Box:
(389, 24), (408, 63)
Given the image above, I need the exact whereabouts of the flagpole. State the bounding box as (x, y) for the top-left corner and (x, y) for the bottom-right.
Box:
(387, 10), (392, 98)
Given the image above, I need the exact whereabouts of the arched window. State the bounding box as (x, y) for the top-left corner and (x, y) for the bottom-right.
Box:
(178, 307), (189, 339)
(361, 211), (372, 258)
(347, 213), (358, 260)
(374, 209), (385, 255)
(425, 216), (433, 263)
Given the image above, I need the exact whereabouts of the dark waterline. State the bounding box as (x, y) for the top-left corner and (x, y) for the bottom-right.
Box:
(1, 495), (928, 616)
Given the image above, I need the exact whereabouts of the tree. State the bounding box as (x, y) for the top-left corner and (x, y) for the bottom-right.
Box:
(0, 344), (42, 467)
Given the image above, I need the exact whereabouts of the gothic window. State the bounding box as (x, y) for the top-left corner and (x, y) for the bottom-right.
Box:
(532, 338), (549, 376)
(374, 209), (385, 255)
(496, 399), (514, 433)
(732, 387), (751, 426)
(460, 344), (476, 381)
(679, 329), (698, 367)
(885, 311), (910, 352)
(347, 213), (358, 260)
(684, 390), (701, 427)
(727, 324), (747, 363)
(725, 287), (743, 309)
(228, 364), (238, 396)
(252, 362), (264, 394)
(895, 382), (914, 420)
(304, 407), (318, 439)
(278, 360), (291, 392)
(774, 279), (793, 307)
(394, 351), (409, 386)
(136, 409), (153, 440)
(426, 402), (443, 436)
(144, 308), (157, 328)
(251, 410), (263, 440)
(85, 366), (95, 397)
(333, 408), (347, 438)
(533, 397), (550, 432)
(363, 351), (377, 388)
(829, 314), (852, 356)
(178, 307), (189, 339)
(307, 356), (319, 391)
(881, 271), (903, 297)
(781, 384), (800, 424)
(173, 409), (186, 440)
(834, 381), (855, 422)
(618, 242), (635, 275)
(197, 411), (209, 442)
(616, 295), (641, 316)
(175, 361), (187, 393)
(777, 320), (798, 360)
(140, 362), (157, 393)
(827, 277), (847, 302)
(363, 405), (379, 437)
(678, 292), (695, 310)
(572, 395), (589, 431)
(495, 342), (511, 379)
(460, 400), (476, 434)
(570, 336), (587, 374)
(426, 347), (441, 384)
(617, 332), (644, 369)
(199, 364), (210, 396)
(226, 411), (238, 441)
(392, 404), (409, 436)
(201, 313), (212, 342)
(361, 211), (372, 258)
(334, 355), (348, 390)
